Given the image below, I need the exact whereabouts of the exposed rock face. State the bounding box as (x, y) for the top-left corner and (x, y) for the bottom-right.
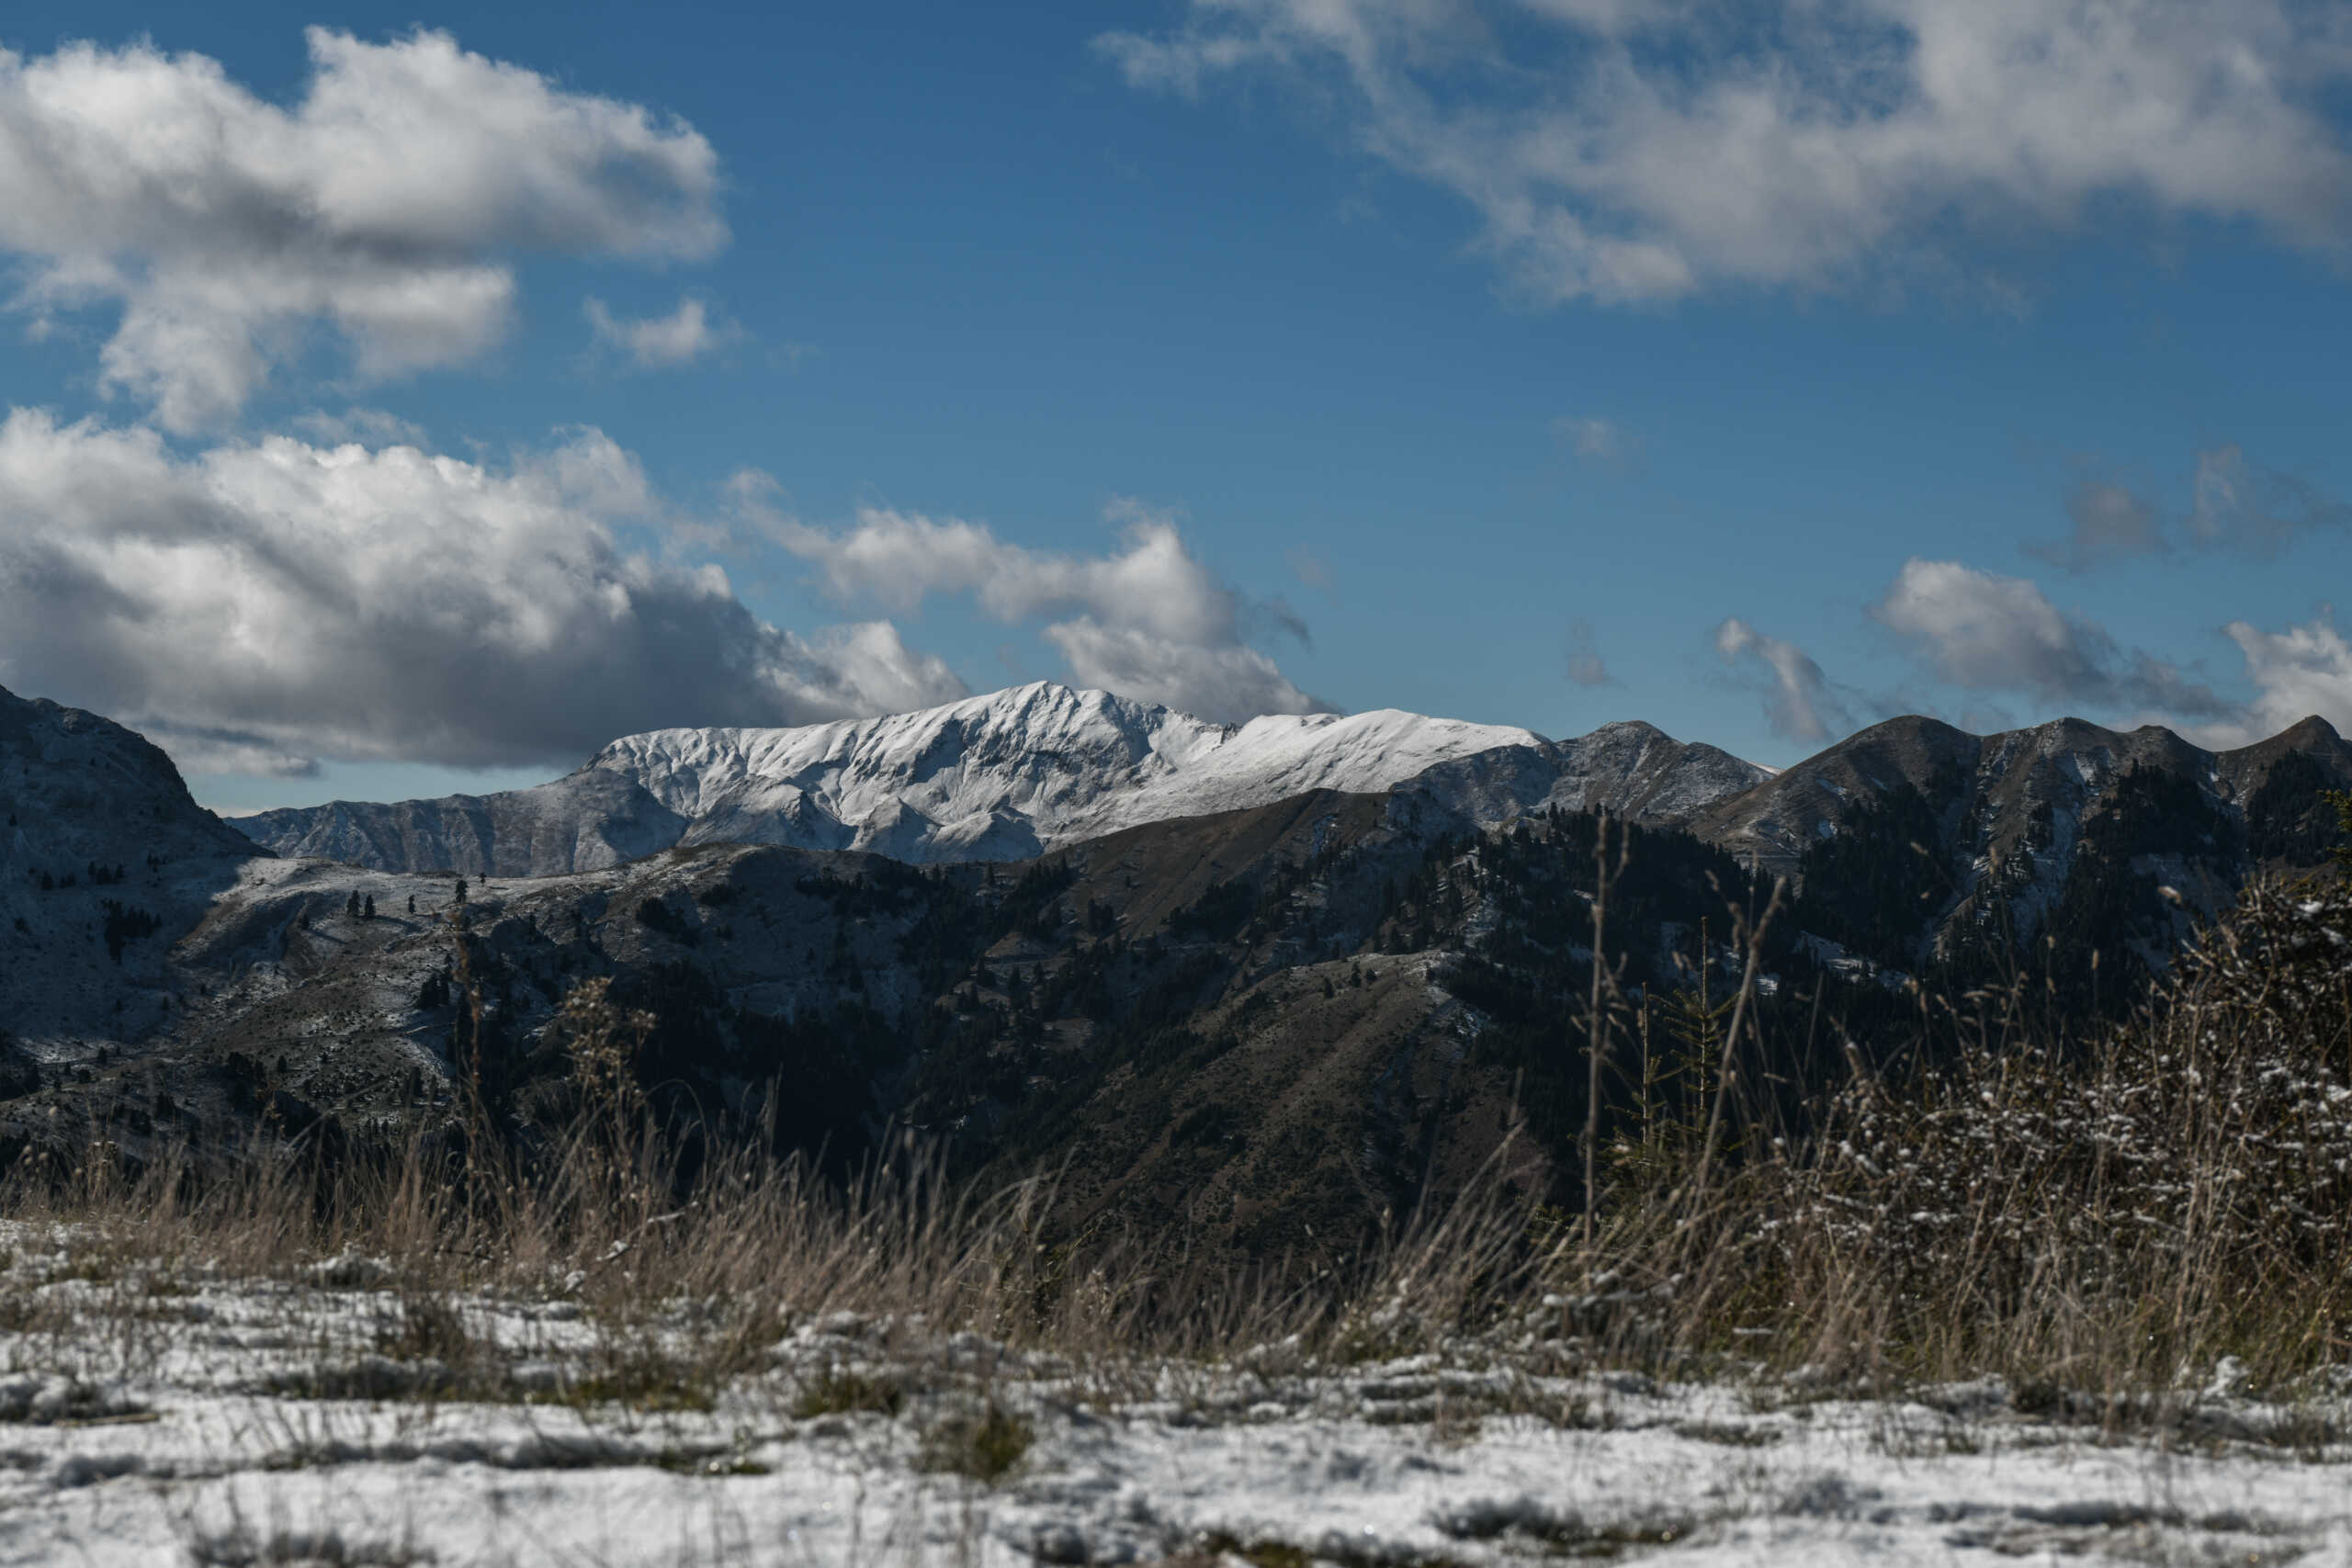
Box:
(0, 686), (257, 870)
(1701, 712), (2351, 879)
(0, 685), (263, 1054)
(241, 770), (686, 878)
(234, 683), (1770, 874)
(1395, 720), (1772, 835)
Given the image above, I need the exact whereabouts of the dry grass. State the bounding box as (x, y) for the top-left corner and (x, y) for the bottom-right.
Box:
(1559, 875), (2352, 1402)
(0, 876), (2346, 1410)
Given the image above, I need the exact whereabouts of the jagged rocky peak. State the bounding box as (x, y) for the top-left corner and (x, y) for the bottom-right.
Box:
(590, 682), (1206, 825)
(1548, 719), (1773, 821)
(239, 769), (687, 880)
(1693, 708), (2352, 888)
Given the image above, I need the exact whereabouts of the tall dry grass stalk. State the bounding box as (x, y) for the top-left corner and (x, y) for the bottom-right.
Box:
(1560, 875), (2352, 1396)
(1, 876), (2346, 1402)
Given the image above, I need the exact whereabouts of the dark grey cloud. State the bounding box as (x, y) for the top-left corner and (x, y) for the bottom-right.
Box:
(0, 411), (967, 774)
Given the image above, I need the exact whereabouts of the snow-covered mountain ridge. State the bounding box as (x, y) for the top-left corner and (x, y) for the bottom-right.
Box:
(594, 683), (1543, 856)
(239, 682), (1769, 875)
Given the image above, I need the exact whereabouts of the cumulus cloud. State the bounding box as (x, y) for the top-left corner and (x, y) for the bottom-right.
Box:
(1871, 558), (2230, 719)
(2180, 616), (2352, 750)
(2025, 480), (2169, 574)
(0, 411), (965, 774)
(1713, 617), (1851, 742)
(585, 295), (738, 369)
(764, 494), (1329, 723)
(0, 29), (723, 430)
(1101, 2), (2352, 303)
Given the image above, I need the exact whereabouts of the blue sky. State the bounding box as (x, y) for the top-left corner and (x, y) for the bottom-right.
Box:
(1, 1), (2349, 812)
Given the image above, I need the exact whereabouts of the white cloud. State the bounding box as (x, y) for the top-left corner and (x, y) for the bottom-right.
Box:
(0, 410), (965, 774)
(290, 407), (431, 448)
(1713, 616), (1850, 742)
(2183, 616), (2352, 750)
(0, 29), (724, 430)
(585, 295), (738, 369)
(763, 493), (1329, 723)
(1043, 618), (1325, 723)
(1870, 558), (2229, 718)
(1102, 2), (2352, 304)
(1873, 558), (2099, 694)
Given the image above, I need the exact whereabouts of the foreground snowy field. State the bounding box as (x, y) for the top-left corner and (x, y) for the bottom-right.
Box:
(0, 1251), (2346, 1567)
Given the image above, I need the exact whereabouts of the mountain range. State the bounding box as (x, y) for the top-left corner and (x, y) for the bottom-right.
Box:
(237, 682), (1770, 874)
(3, 679), (2347, 1260)
(232, 677), (2352, 972)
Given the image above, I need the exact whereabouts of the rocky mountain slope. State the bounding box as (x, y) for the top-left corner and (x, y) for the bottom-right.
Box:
(0, 685), (266, 1073)
(237, 682), (1769, 874)
(1699, 711), (2352, 993)
(232, 676), (2352, 1012)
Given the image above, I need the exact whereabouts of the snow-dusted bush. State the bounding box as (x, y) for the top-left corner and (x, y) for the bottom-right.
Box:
(1773, 878), (2352, 1386)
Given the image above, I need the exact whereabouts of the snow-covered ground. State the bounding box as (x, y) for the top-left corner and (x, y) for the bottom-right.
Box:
(1, 1246), (2346, 1566)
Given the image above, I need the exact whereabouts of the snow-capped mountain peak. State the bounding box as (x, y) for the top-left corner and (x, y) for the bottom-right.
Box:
(583, 682), (1552, 864)
(237, 682), (1768, 875)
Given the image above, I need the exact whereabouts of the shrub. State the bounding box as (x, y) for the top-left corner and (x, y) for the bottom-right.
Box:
(1721, 878), (2352, 1388)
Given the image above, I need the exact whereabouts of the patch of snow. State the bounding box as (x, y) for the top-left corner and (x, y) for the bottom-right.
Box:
(0, 1272), (2345, 1567)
